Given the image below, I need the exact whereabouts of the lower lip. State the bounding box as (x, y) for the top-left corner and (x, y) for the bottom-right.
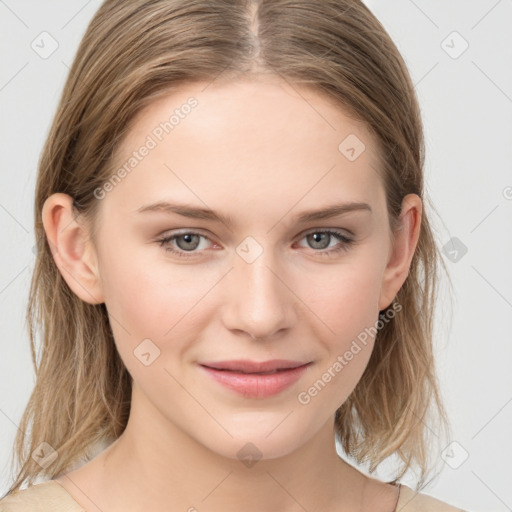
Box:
(199, 364), (311, 398)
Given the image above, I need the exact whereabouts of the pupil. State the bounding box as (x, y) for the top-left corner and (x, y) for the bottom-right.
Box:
(310, 232), (328, 249)
(178, 234), (198, 250)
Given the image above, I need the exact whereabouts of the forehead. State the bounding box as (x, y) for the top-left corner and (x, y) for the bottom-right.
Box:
(104, 77), (385, 221)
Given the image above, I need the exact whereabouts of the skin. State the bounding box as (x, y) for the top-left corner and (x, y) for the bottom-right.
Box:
(43, 75), (421, 512)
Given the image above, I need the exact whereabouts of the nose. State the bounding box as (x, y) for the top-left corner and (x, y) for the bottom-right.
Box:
(221, 249), (296, 341)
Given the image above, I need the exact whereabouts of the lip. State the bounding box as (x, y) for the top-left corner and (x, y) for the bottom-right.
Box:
(199, 359), (312, 398)
(200, 359), (309, 373)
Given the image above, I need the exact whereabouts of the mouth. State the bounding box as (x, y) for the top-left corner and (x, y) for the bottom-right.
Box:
(200, 359), (310, 373)
(198, 359), (312, 398)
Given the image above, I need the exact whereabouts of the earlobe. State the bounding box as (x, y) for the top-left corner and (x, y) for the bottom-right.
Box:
(378, 194), (422, 311)
(41, 193), (105, 305)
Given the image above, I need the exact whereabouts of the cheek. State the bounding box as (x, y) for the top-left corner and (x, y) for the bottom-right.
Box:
(98, 247), (218, 364)
(295, 257), (384, 395)
(300, 255), (384, 335)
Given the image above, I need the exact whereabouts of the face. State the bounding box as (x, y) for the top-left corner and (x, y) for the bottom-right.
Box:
(46, 75), (419, 462)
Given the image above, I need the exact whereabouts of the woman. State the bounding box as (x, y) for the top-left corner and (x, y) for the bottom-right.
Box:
(0, 1), (467, 510)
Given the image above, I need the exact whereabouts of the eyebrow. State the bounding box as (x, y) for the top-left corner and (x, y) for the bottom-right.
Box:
(136, 200), (372, 225)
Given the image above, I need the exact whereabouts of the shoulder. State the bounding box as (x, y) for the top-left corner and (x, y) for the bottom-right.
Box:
(397, 484), (468, 512)
(0, 481), (85, 512)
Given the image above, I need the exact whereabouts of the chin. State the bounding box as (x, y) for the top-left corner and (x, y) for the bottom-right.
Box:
(198, 423), (313, 465)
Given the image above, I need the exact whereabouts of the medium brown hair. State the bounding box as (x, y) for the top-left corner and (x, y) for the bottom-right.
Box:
(4, 0), (453, 497)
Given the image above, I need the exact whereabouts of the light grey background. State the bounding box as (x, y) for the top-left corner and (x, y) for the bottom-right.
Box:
(1, 1), (511, 511)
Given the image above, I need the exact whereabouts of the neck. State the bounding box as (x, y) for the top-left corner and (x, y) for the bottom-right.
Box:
(61, 383), (371, 512)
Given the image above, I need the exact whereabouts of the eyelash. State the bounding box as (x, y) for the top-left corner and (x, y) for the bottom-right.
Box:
(157, 229), (354, 260)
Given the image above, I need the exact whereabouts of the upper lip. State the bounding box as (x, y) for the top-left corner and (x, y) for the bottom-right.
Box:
(200, 359), (311, 373)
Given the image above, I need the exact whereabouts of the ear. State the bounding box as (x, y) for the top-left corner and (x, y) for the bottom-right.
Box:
(41, 193), (104, 305)
(378, 193), (422, 311)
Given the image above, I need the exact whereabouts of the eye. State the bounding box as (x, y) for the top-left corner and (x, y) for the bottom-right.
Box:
(295, 229), (354, 257)
(157, 231), (213, 259)
(157, 228), (355, 260)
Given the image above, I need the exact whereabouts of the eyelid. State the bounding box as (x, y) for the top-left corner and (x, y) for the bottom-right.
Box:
(298, 226), (354, 239)
(156, 226), (354, 245)
(156, 227), (214, 242)
(157, 227), (356, 261)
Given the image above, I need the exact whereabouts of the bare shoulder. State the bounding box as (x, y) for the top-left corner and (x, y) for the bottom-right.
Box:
(397, 484), (468, 512)
(0, 481), (85, 512)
